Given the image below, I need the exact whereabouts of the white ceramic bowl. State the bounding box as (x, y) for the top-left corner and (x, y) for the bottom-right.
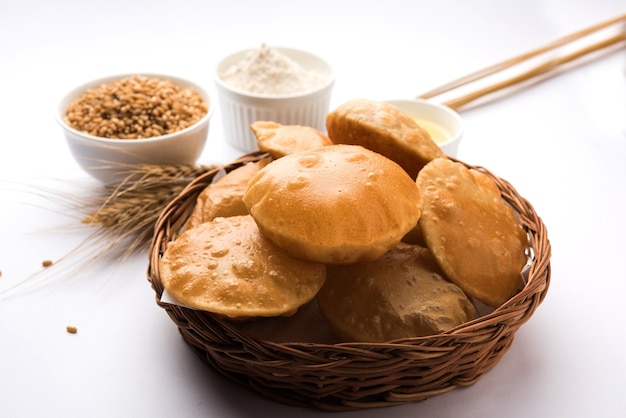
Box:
(56, 73), (214, 184)
(215, 47), (335, 152)
(385, 99), (464, 157)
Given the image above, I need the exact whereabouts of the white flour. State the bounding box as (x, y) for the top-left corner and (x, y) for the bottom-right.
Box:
(220, 44), (328, 96)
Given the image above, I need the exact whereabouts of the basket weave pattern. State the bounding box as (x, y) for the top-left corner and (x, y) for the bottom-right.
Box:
(147, 152), (551, 411)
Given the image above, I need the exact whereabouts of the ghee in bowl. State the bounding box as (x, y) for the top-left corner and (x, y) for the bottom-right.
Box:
(385, 99), (463, 157)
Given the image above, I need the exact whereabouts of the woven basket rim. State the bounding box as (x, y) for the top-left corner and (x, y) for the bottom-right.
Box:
(147, 151), (551, 410)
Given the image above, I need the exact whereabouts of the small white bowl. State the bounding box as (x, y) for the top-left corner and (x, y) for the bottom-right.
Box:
(56, 73), (214, 184)
(215, 47), (335, 152)
(385, 99), (464, 157)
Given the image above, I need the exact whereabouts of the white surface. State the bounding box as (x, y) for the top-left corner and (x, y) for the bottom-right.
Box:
(1, 1), (625, 417)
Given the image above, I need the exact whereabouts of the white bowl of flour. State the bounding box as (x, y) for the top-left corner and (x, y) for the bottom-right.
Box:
(215, 45), (335, 152)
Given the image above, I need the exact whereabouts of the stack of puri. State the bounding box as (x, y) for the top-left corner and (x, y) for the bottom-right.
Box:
(159, 98), (529, 343)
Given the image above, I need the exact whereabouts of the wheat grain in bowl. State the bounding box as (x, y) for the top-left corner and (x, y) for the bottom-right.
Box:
(56, 73), (214, 184)
(65, 75), (208, 139)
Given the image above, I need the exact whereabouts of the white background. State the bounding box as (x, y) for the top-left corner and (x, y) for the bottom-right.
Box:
(1, 1), (625, 417)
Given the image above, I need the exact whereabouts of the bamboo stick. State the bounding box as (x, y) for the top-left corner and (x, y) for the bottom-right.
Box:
(444, 31), (626, 110)
(418, 13), (626, 110)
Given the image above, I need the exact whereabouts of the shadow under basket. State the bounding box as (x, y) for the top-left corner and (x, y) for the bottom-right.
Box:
(147, 151), (551, 411)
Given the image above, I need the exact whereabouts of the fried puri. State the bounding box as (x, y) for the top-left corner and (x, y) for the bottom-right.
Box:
(326, 98), (445, 179)
(243, 144), (423, 264)
(416, 158), (528, 308)
(250, 121), (332, 158)
(185, 159), (270, 230)
(160, 215), (326, 318)
(317, 243), (477, 342)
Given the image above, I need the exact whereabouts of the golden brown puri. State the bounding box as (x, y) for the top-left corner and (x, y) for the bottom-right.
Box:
(160, 215), (326, 318)
(243, 144), (423, 264)
(250, 121), (332, 158)
(317, 243), (477, 342)
(416, 158), (529, 308)
(325, 98), (445, 179)
(185, 159), (271, 231)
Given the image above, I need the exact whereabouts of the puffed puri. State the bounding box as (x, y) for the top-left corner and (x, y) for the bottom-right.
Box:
(326, 98), (445, 179)
(317, 243), (477, 342)
(159, 215), (327, 318)
(416, 158), (529, 308)
(242, 144), (423, 264)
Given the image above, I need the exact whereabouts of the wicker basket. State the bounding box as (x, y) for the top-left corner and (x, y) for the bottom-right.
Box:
(147, 151), (551, 411)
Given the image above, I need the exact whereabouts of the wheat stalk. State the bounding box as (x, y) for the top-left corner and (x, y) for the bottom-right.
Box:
(0, 162), (214, 298)
(82, 163), (212, 253)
